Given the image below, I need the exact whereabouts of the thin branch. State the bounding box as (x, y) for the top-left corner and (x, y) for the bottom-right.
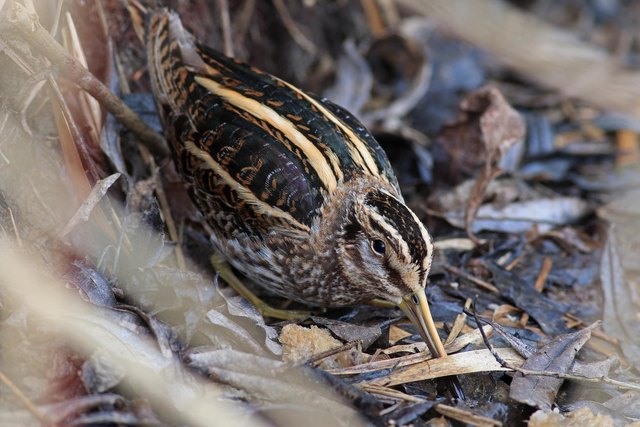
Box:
(2, 7), (168, 158)
(272, 0), (317, 56)
(360, 0), (387, 37)
(533, 256), (553, 292)
(307, 340), (361, 368)
(443, 264), (500, 294)
(218, 0), (235, 57)
(0, 371), (52, 425)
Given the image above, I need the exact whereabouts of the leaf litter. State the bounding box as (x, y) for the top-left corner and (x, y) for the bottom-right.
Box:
(1, 0), (640, 426)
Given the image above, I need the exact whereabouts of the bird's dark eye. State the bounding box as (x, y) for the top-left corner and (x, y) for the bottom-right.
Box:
(411, 294), (420, 304)
(371, 239), (386, 255)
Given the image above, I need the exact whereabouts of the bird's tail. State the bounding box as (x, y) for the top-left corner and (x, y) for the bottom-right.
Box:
(123, 2), (205, 124)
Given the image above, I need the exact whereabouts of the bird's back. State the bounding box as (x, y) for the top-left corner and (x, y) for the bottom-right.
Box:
(147, 10), (400, 240)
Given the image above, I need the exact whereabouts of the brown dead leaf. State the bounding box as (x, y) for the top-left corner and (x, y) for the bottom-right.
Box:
(437, 86), (525, 242)
(388, 325), (413, 344)
(279, 324), (368, 369)
(509, 322), (599, 410)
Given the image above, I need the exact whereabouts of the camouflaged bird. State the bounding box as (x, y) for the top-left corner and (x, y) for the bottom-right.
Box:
(147, 9), (448, 359)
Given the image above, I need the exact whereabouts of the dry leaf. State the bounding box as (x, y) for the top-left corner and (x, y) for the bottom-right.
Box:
(600, 231), (640, 369)
(280, 324), (342, 365)
(312, 316), (382, 349)
(510, 323), (599, 410)
(445, 197), (590, 234)
(436, 86), (525, 241)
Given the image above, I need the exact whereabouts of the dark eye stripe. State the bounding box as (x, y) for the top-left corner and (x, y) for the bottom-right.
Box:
(383, 258), (412, 294)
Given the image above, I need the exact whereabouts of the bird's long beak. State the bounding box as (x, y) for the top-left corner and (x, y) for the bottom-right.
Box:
(398, 290), (447, 358)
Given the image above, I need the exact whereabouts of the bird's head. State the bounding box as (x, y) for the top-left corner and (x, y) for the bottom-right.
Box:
(335, 187), (447, 358)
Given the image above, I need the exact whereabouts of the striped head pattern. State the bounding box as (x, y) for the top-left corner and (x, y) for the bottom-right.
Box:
(336, 188), (434, 305)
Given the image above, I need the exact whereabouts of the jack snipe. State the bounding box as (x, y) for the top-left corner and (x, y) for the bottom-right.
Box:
(146, 9), (448, 360)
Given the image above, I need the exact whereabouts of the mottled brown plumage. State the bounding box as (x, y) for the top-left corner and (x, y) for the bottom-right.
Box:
(147, 9), (448, 360)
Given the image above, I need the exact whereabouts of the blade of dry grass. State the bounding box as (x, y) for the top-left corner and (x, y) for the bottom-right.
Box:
(363, 348), (523, 387)
(0, 241), (267, 427)
(328, 325), (495, 376)
(1, 4), (168, 157)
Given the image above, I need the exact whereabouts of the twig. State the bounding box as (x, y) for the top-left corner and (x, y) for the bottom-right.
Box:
(359, 383), (427, 404)
(272, 0), (317, 55)
(301, 340), (361, 368)
(8, 208), (22, 248)
(0, 371), (52, 425)
(377, 0), (400, 28)
(218, 0), (234, 57)
(2, 6), (168, 158)
(443, 264), (499, 294)
(470, 299), (510, 366)
(360, 0), (386, 37)
(504, 250), (526, 271)
(511, 366), (640, 392)
(533, 256), (553, 292)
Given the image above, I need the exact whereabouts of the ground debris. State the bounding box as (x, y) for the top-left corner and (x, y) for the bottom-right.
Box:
(510, 323), (598, 410)
(1, 0), (640, 425)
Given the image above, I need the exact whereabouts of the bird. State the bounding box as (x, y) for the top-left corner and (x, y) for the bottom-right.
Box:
(145, 9), (449, 362)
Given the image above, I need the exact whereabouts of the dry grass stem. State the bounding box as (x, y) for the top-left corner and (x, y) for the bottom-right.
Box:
(217, 0), (234, 57)
(360, 0), (387, 37)
(443, 264), (500, 294)
(272, 0), (318, 55)
(0, 371), (51, 425)
(2, 6), (168, 157)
